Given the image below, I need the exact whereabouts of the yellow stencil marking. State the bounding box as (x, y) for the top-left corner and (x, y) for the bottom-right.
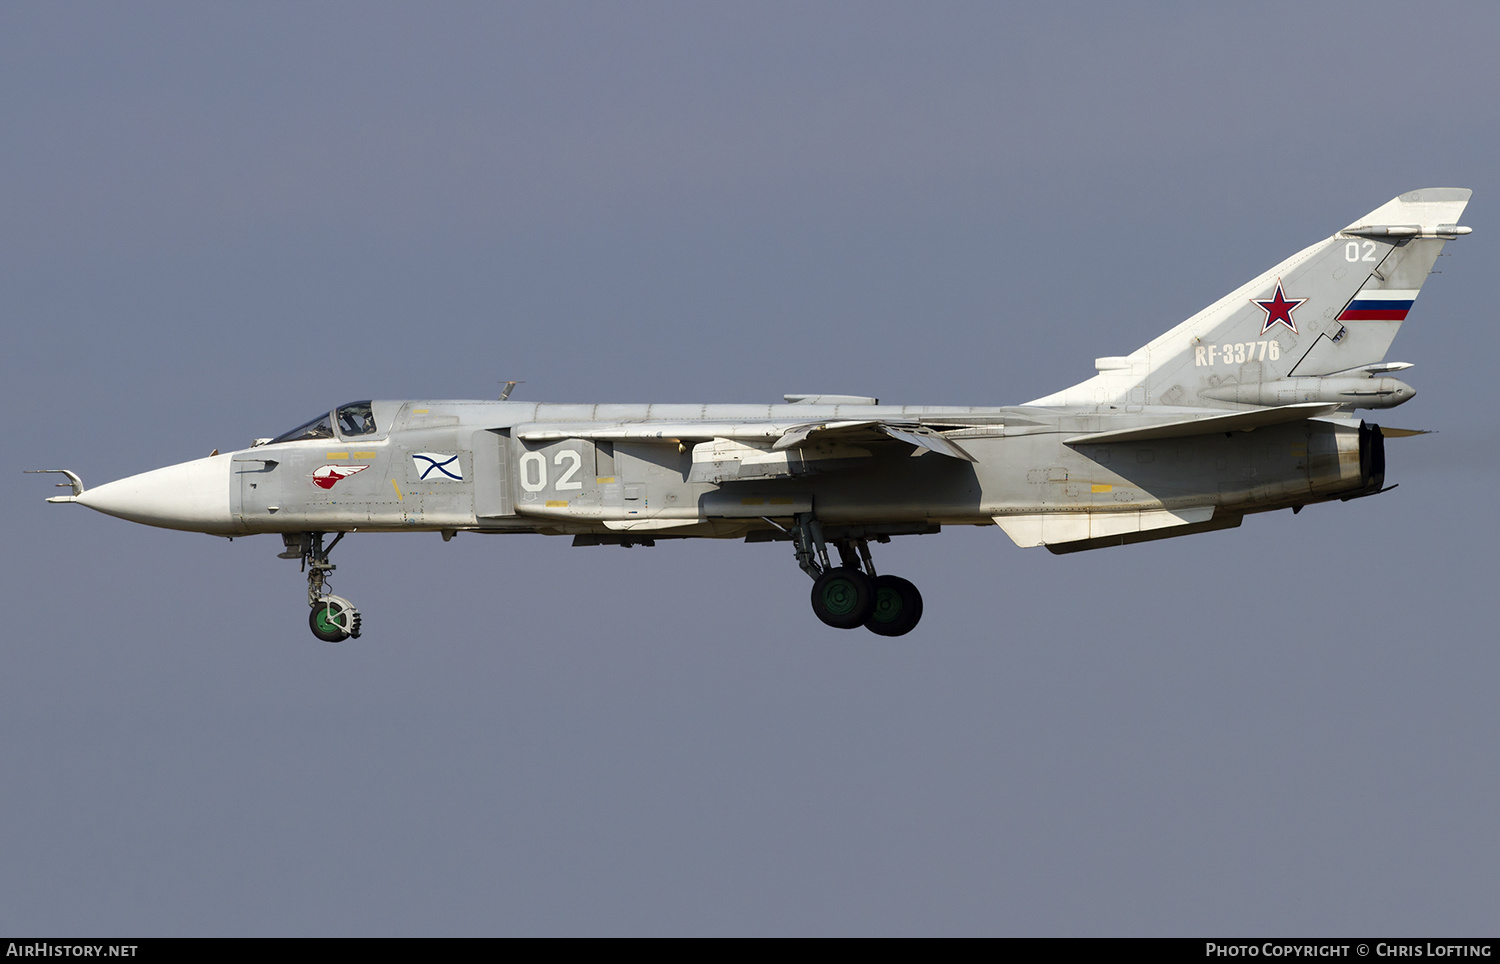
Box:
(545, 500), (569, 508)
(596, 476), (616, 483)
(327, 452), (349, 459)
(740, 497), (766, 506)
(354, 451), (377, 459)
(1091, 484), (1113, 493)
(391, 480), (403, 501)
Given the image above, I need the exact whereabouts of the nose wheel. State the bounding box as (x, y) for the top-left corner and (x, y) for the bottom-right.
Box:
(310, 595), (362, 642)
(790, 515), (924, 635)
(285, 532), (363, 643)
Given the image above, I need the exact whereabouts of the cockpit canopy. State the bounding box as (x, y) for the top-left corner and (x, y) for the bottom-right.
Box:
(268, 401), (379, 445)
(336, 401), (377, 437)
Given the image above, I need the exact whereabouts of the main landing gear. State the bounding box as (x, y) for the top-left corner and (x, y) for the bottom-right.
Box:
(789, 514), (924, 636)
(282, 532), (362, 643)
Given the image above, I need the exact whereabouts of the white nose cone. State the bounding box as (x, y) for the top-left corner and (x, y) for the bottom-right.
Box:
(76, 454), (236, 534)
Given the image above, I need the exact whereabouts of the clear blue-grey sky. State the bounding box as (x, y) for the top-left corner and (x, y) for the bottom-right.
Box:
(4, 2), (1497, 936)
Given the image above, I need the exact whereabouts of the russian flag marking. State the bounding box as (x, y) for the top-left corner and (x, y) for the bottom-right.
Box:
(1338, 288), (1418, 322)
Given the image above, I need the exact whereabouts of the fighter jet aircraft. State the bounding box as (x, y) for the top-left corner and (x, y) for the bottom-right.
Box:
(32, 188), (1471, 640)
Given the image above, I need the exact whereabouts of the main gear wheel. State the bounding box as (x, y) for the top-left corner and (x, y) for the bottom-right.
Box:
(864, 575), (923, 636)
(810, 566), (876, 629)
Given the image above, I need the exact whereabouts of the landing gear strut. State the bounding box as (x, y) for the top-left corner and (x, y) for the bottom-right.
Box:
(283, 532), (362, 642)
(788, 514), (923, 636)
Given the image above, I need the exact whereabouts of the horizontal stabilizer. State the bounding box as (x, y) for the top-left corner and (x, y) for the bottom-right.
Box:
(1378, 427), (1432, 438)
(994, 506), (1217, 548)
(1064, 402), (1340, 445)
(1043, 513), (1243, 554)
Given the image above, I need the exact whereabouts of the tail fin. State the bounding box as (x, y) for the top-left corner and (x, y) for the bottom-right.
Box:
(1028, 188), (1472, 411)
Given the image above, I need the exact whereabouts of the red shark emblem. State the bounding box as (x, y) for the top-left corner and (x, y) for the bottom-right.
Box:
(312, 464), (369, 490)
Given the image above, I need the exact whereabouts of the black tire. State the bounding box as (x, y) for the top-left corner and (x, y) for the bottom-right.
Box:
(865, 575), (923, 637)
(309, 601), (350, 643)
(811, 567), (876, 629)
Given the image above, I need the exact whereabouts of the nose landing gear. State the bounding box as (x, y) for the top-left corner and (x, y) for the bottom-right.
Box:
(790, 514), (924, 636)
(310, 595), (362, 643)
(284, 532), (362, 643)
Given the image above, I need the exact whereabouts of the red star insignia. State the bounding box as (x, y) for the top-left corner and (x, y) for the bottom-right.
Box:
(1252, 280), (1306, 335)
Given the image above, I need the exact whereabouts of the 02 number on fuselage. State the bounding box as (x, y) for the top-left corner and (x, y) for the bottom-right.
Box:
(517, 449), (584, 494)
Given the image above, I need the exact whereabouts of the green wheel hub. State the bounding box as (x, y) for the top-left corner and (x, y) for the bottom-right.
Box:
(314, 605), (343, 634)
(810, 567), (875, 629)
(864, 575), (923, 637)
(869, 585), (904, 624)
(309, 600), (350, 642)
(820, 577), (863, 616)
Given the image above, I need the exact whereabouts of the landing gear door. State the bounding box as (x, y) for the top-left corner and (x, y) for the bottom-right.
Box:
(473, 429), (514, 518)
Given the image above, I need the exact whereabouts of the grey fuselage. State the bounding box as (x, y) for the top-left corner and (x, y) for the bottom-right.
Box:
(215, 399), (1375, 548)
